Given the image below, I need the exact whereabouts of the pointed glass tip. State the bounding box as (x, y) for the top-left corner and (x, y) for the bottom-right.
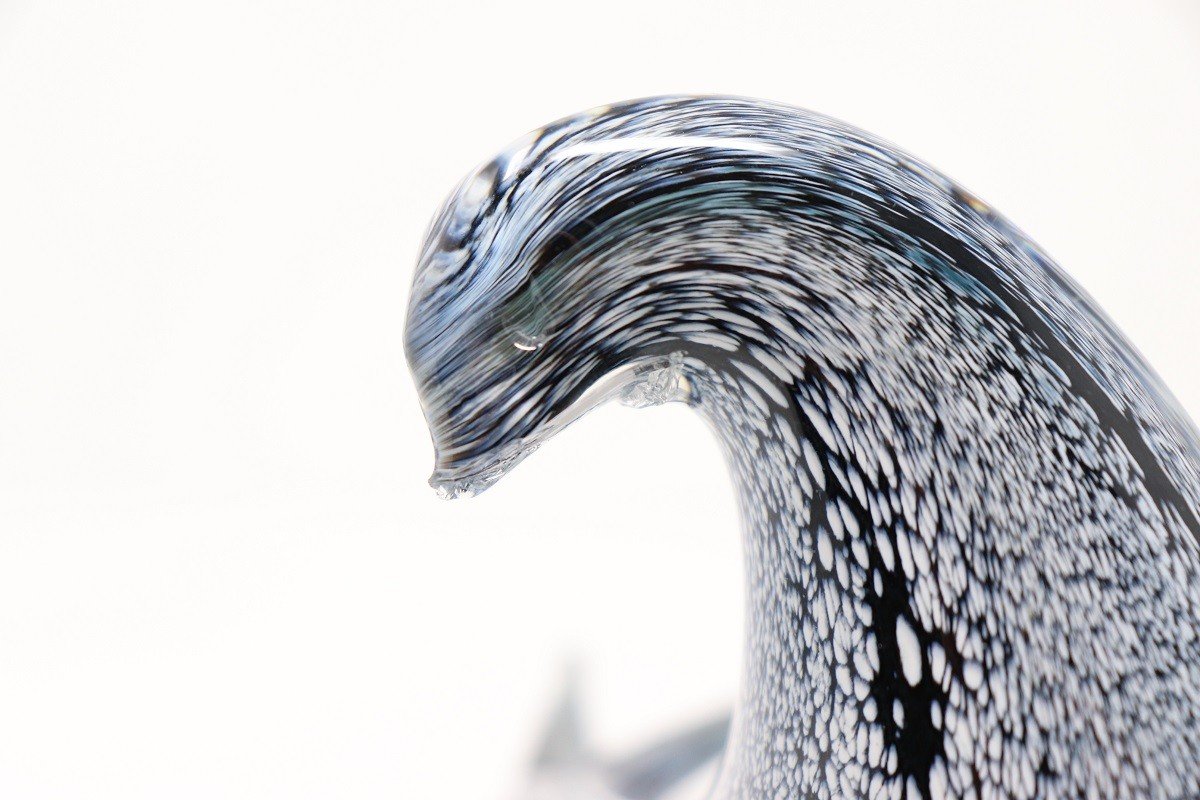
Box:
(429, 471), (501, 500)
(428, 441), (540, 500)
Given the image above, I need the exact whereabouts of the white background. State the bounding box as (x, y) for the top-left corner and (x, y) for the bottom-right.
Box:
(1, 2), (1198, 798)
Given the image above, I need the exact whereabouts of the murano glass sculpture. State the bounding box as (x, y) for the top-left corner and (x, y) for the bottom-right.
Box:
(405, 97), (1200, 800)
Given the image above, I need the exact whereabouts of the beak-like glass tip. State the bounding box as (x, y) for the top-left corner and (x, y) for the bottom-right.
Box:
(427, 439), (541, 500)
(429, 472), (498, 500)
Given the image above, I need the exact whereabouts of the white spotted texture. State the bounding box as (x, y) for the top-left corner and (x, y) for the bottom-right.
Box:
(405, 97), (1200, 799)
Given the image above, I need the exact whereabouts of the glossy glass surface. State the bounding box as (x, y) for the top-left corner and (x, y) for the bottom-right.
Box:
(405, 97), (1200, 799)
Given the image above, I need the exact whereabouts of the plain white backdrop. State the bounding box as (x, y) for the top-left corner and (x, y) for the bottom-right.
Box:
(1, 2), (1197, 798)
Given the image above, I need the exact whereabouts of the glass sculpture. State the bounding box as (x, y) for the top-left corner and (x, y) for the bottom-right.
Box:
(404, 97), (1200, 800)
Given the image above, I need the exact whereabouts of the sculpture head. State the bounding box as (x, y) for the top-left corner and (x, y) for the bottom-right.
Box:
(403, 107), (654, 497)
(404, 97), (792, 497)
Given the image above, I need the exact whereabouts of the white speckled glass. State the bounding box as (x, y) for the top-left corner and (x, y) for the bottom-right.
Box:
(405, 97), (1200, 800)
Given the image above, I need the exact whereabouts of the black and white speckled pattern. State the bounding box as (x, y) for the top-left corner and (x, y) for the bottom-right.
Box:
(404, 96), (1200, 800)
